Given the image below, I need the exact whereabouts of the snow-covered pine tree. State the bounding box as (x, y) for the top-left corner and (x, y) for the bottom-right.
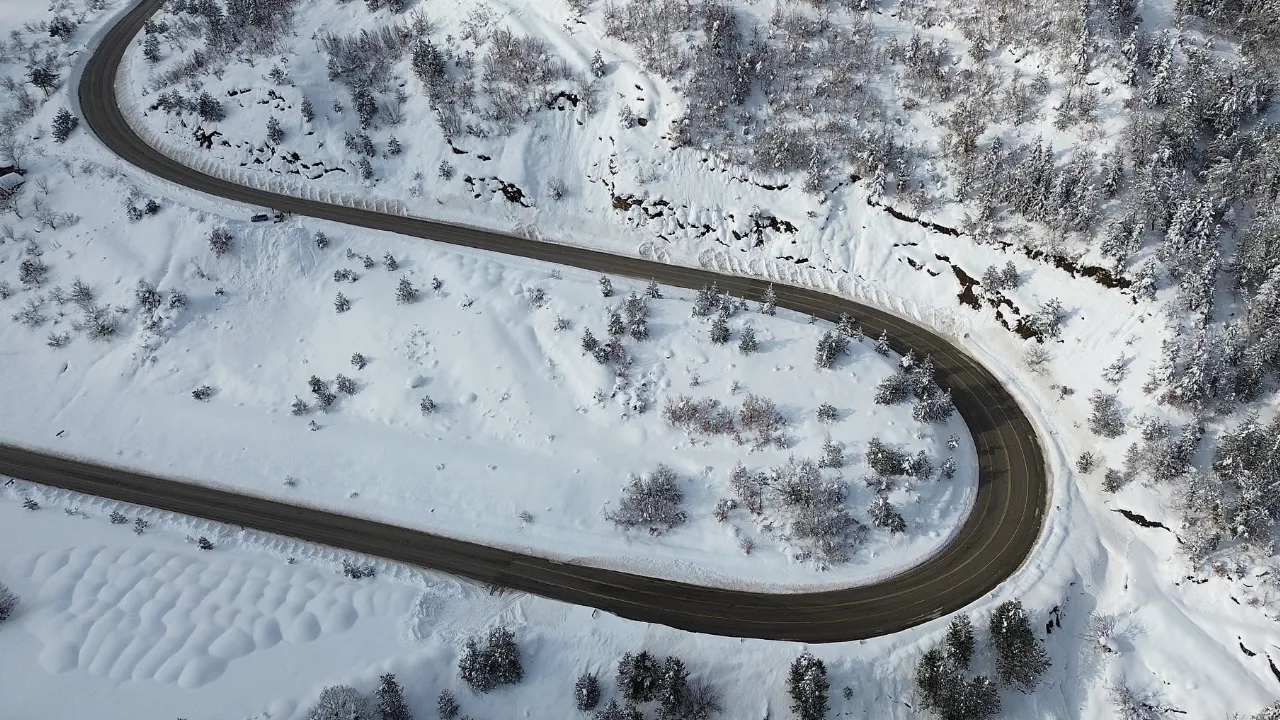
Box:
(616, 650), (662, 704)
(437, 690), (459, 719)
(1087, 390), (1126, 438)
(944, 614), (975, 670)
(0, 582), (17, 622)
(143, 33), (161, 63)
(869, 494), (905, 533)
(814, 331), (848, 369)
(656, 656), (689, 720)
(709, 311), (730, 344)
(375, 674), (412, 720)
(759, 283), (777, 315)
(989, 599), (1050, 692)
(267, 115), (283, 144)
(51, 108), (78, 143)
(786, 652), (829, 720)
(574, 671), (602, 712)
(458, 627), (524, 693)
(335, 292), (351, 313)
(738, 326), (757, 355)
(819, 437), (843, 469)
(873, 331), (891, 355)
(599, 275), (613, 297)
(913, 388), (956, 423)
(396, 277), (417, 304)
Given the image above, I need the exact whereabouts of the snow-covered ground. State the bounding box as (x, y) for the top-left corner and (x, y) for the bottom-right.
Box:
(0, 166), (977, 588)
(2, 0), (1280, 717)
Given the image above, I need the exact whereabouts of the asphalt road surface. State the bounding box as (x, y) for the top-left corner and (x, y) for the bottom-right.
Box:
(5, 0), (1048, 642)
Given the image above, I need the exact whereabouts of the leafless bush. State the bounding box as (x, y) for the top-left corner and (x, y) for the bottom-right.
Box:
(13, 297), (46, 326)
(739, 394), (783, 435)
(771, 457), (863, 564)
(73, 303), (117, 341)
(18, 257), (48, 287)
(662, 395), (734, 436)
(607, 464), (687, 534)
(1107, 676), (1169, 720)
(730, 463), (765, 515)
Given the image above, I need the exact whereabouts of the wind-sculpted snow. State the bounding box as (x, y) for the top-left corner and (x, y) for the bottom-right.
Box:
(8, 545), (413, 687)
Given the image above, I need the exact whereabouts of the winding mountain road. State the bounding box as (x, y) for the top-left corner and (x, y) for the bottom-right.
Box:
(0, 0), (1048, 642)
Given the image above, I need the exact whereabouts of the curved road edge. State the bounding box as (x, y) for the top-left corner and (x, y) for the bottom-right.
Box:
(4, 0), (1048, 642)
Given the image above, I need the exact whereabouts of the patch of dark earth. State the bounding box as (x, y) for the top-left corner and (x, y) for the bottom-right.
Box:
(1113, 508), (1172, 531)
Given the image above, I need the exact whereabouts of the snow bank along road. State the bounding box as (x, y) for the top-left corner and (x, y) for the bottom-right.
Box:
(2, 0), (1046, 642)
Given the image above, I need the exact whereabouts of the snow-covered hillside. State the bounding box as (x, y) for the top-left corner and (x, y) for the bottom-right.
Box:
(3, 0), (1280, 717)
(0, 159), (978, 588)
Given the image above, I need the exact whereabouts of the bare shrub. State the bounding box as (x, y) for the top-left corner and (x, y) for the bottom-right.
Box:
(607, 464), (687, 534)
(771, 457), (863, 564)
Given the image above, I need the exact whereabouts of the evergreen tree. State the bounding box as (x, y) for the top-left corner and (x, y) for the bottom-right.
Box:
(396, 276), (417, 304)
(787, 652), (829, 720)
(819, 437), (843, 468)
(301, 97), (315, 122)
(51, 108), (78, 143)
(266, 115), (283, 144)
(458, 627), (523, 693)
(814, 331), (848, 369)
(599, 275), (613, 297)
(609, 311), (626, 337)
(989, 600), (1050, 692)
(143, 33), (161, 63)
(594, 700), (643, 720)
(645, 279), (662, 299)
(574, 671), (602, 712)
(868, 495), (905, 533)
(437, 690), (459, 719)
(710, 311), (731, 344)
(0, 582), (17, 623)
(384, 252), (398, 271)
(874, 331), (891, 355)
(617, 651), (662, 704)
(913, 388), (956, 423)
(197, 91), (225, 122)
(375, 674), (412, 720)
(335, 292), (351, 313)
(351, 352), (367, 369)
(759, 283), (777, 315)
(836, 312), (858, 338)
(656, 656), (690, 720)
(1087, 391), (1126, 438)
(591, 49), (606, 77)
(738, 326), (757, 355)
(944, 615), (975, 671)
(582, 328), (599, 354)
(693, 282), (721, 317)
